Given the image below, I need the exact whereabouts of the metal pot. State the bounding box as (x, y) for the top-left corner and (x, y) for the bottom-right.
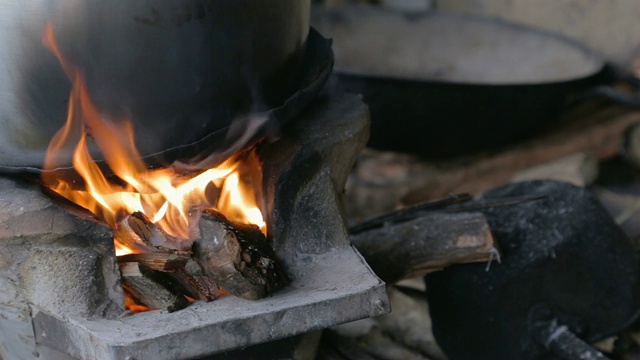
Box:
(0, 0), (315, 169)
(313, 6), (630, 158)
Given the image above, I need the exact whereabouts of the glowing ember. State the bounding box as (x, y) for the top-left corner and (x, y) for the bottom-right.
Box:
(124, 293), (155, 313)
(40, 22), (265, 243)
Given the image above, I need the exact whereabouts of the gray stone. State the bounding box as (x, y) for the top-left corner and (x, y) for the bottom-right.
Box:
(261, 93), (370, 257)
(20, 245), (117, 319)
(0, 178), (123, 358)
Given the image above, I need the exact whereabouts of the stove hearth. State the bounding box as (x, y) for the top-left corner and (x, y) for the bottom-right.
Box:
(0, 93), (389, 360)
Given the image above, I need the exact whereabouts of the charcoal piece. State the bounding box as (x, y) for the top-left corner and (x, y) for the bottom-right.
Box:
(426, 180), (640, 360)
(192, 209), (290, 300)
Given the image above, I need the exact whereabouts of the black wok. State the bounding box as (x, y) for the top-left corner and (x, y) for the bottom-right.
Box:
(313, 6), (627, 158)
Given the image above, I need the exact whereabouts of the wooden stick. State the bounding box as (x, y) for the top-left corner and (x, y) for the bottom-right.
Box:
(349, 193), (471, 234)
(192, 210), (290, 300)
(117, 253), (190, 272)
(351, 211), (496, 283)
(119, 262), (190, 312)
(166, 264), (224, 301)
(115, 213), (223, 302)
(117, 211), (287, 300)
(115, 212), (193, 253)
(117, 254), (223, 301)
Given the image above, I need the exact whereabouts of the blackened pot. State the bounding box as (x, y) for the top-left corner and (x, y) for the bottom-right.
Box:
(0, 0), (315, 169)
(313, 6), (613, 158)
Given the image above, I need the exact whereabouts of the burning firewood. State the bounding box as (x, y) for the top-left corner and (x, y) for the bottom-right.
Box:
(115, 213), (224, 303)
(117, 252), (191, 272)
(119, 262), (190, 312)
(116, 210), (288, 301)
(117, 255), (223, 302)
(192, 210), (290, 300)
(115, 212), (194, 254)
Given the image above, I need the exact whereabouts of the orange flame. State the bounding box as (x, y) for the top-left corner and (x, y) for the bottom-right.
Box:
(40, 22), (265, 242)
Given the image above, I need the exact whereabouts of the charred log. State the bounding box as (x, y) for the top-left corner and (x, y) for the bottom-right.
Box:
(115, 211), (193, 253)
(192, 209), (290, 300)
(166, 264), (225, 302)
(351, 211), (496, 283)
(119, 262), (190, 312)
(117, 253), (223, 301)
(115, 214), (223, 302)
(117, 252), (190, 272)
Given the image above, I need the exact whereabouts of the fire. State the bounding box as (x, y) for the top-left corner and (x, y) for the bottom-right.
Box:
(40, 22), (265, 244)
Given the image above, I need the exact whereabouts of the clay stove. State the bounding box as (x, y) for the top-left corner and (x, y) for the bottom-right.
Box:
(0, 92), (389, 360)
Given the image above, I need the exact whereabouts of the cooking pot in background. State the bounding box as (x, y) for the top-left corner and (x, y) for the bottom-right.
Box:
(0, 0), (327, 170)
(313, 5), (634, 158)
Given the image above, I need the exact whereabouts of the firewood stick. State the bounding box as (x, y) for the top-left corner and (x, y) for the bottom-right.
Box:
(166, 264), (224, 301)
(116, 211), (288, 301)
(349, 193), (472, 234)
(192, 209), (290, 300)
(116, 212), (193, 253)
(115, 213), (222, 302)
(351, 211), (496, 283)
(119, 262), (190, 312)
(117, 253), (190, 272)
(117, 254), (223, 301)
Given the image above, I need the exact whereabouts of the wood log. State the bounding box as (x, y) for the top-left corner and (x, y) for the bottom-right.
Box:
(116, 253), (223, 301)
(166, 264), (225, 301)
(117, 252), (190, 272)
(349, 193), (471, 234)
(115, 212), (193, 253)
(192, 210), (290, 300)
(351, 211), (496, 283)
(115, 213), (223, 302)
(119, 262), (190, 312)
(117, 210), (288, 300)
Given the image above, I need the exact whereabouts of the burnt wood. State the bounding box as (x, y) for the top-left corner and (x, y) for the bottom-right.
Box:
(115, 213), (223, 302)
(116, 253), (222, 302)
(117, 253), (190, 272)
(348, 193), (472, 234)
(166, 264), (225, 302)
(192, 210), (290, 300)
(117, 212), (193, 253)
(119, 262), (189, 312)
(352, 211), (496, 283)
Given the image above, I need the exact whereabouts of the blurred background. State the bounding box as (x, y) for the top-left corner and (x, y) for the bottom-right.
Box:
(314, 0), (640, 71)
